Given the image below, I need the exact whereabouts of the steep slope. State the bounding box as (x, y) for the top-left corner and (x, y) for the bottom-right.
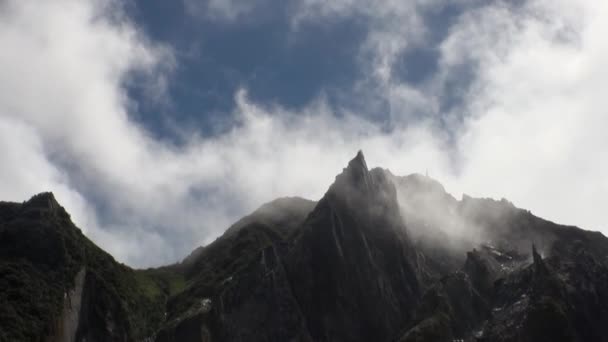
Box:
(157, 152), (430, 341)
(155, 197), (316, 341)
(389, 172), (467, 274)
(284, 152), (428, 341)
(388, 173), (608, 341)
(0, 194), (316, 342)
(4, 151), (608, 342)
(0, 193), (168, 342)
(179, 197), (316, 276)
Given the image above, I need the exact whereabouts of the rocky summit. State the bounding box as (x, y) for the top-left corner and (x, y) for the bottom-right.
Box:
(2, 152), (608, 341)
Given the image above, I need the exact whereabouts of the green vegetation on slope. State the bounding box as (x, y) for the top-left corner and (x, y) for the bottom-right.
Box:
(0, 194), (312, 341)
(0, 193), (185, 341)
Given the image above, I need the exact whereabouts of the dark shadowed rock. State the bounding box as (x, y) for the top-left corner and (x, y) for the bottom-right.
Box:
(155, 196), (317, 341)
(0, 193), (168, 342)
(180, 196), (316, 274)
(4, 152), (608, 342)
(284, 151), (425, 341)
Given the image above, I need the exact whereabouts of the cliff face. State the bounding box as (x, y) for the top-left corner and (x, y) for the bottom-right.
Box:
(156, 198), (315, 341)
(3, 152), (608, 341)
(54, 268), (86, 342)
(283, 152), (425, 341)
(0, 193), (167, 342)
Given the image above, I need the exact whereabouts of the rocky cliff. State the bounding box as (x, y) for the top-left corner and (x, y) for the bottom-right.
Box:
(2, 152), (608, 341)
(0, 193), (167, 341)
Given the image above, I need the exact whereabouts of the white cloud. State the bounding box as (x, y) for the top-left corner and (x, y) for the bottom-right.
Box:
(184, 0), (258, 21)
(0, 0), (179, 266)
(1, 0), (607, 267)
(293, 0), (608, 234)
(445, 1), (608, 231)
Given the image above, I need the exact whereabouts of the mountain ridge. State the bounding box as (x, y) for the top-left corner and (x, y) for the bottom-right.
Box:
(2, 151), (608, 341)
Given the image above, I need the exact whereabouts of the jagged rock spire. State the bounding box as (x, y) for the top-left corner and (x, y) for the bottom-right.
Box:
(348, 150), (368, 170)
(285, 150), (421, 341)
(331, 150), (373, 195)
(343, 150), (369, 183)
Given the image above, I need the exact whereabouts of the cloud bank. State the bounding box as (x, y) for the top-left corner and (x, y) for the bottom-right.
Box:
(1, 0), (607, 267)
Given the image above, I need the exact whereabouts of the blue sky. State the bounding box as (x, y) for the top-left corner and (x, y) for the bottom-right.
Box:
(128, 0), (367, 138)
(124, 0), (482, 140)
(1, 0), (607, 267)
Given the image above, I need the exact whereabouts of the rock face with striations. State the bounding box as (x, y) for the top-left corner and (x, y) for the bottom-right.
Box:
(3, 152), (608, 341)
(284, 151), (425, 341)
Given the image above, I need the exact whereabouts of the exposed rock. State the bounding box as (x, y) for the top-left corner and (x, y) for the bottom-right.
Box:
(3, 152), (608, 342)
(55, 268), (86, 342)
(180, 196), (316, 276)
(284, 152), (423, 341)
(0, 193), (167, 342)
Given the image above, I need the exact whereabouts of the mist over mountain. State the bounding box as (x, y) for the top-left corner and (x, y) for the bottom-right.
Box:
(2, 152), (608, 341)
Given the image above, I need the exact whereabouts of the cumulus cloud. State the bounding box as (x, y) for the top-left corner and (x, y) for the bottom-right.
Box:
(1, 0), (607, 267)
(0, 0), (174, 264)
(447, 1), (608, 231)
(291, 0), (608, 234)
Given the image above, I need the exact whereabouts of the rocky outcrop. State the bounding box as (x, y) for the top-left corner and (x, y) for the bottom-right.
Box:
(53, 268), (86, 342)
(157, 243), (312, 341)
(157, 197), (318, 341)
(181, 197), (316, 273)
(158, 152), (427, 342)
(284, 151), (424, 341)
(0, 193), (167, 342)
(4, 152), (608, 342)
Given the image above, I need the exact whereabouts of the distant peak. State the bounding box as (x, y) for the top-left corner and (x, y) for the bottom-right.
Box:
(342, 150), (370, 182)
(326, 150), (376, 198)
(399, 173), (446, 191)
(355, 149), (365, 162)
(22, 192), (68, 218)
(346, 150), (368, 172)
(25, 192), (59, 209)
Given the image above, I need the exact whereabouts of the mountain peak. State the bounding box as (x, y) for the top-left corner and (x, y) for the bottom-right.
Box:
(21, 192), (69, 219)
(331, 150), (372, 194)
(24, 192), (59, 210)
(5, 153), (608, 341)
(349, 150), (367, 170)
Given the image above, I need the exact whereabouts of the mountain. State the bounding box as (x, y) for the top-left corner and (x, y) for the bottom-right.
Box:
(2, 152), (608, 341)
(0, 193), (168, 341)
